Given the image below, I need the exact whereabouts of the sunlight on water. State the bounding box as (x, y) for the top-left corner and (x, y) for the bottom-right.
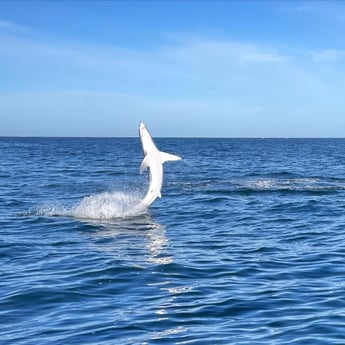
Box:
(38, 191), (147, 219)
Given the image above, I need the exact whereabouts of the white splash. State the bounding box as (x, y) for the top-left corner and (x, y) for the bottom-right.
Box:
(72, 191), (146, 219)
(37, 191), (147, 220)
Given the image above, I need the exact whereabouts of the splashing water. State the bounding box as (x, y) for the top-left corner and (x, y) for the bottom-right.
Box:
(72, 191), (147, 219)
(37, 191), (147, 220)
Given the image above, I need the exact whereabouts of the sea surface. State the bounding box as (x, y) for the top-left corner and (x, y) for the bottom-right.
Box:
(2, 137), (345, 344)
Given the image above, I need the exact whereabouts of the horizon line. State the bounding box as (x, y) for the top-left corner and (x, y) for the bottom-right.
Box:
(1, 135), (345, 140)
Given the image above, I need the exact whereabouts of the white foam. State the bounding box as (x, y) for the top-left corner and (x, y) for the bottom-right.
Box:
(72, 191), (146, 219)
(37, 191), (147, 220)
(246, 177), (345, 191)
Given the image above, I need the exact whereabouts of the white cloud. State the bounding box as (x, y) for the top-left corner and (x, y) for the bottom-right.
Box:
(0, 19), (29, 32)
(1, 24), (345, 136)
(280, 1), (345, 23)
(242, 52), (287, 63)
(311, 49), (345, 62)
(0, 20), (17, 29)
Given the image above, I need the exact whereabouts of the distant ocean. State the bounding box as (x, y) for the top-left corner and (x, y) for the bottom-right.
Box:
(2, 137), (345, 344)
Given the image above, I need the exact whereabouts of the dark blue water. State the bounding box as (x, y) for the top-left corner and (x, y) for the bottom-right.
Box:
(2, 137), (345, 344)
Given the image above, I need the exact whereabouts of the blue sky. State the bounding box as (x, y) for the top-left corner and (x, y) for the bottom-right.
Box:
(1, 1), (345, 137)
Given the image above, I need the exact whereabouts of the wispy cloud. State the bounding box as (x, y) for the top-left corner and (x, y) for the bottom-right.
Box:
(242, 52), (287, 63)
(281, 1), (345, 24)
(0, 19), (17, 29)
(1, 19), (345, 136)
(311, 49), (345, 62)
(0, 24), (339, 96)
(0, 19), (29, 32)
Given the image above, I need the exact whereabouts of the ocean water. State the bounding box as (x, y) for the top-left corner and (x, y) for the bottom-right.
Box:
(2, 137), (345, 344)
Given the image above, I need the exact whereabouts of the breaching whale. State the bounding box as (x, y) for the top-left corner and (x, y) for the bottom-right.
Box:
(139, 122), (181, 207)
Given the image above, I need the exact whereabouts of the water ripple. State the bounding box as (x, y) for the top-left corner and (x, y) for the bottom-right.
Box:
(2, 138), (345, 344)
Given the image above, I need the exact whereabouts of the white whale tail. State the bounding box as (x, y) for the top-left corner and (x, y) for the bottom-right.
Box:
(139, 122), (181, 207)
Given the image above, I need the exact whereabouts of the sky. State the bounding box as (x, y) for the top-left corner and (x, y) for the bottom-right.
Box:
(1, 0), (345, 137)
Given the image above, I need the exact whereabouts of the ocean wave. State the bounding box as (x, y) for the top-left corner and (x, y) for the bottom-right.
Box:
(244, 177), (345, 192)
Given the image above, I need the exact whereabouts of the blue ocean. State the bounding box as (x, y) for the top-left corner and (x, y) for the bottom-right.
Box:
(2, 137), (345, 344)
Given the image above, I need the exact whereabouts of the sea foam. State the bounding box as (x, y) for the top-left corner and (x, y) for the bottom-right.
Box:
(72, 191), (146, 219)
(37, 191), (147, 220)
